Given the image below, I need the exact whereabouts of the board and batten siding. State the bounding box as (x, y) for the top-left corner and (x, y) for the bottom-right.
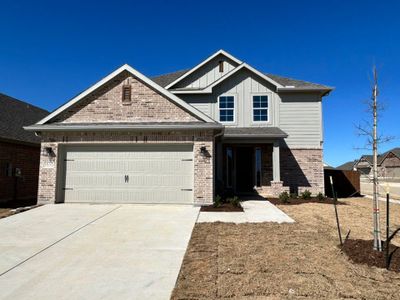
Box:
(179, 69), (323, 149)
(174, 55), (239, 89)
(180, 70), (278, 128)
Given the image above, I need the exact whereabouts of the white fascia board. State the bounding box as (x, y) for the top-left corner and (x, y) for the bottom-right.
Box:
(164, 49), (243, 89)
(171, 63), (286, 95)
(204, 63), (284, 92)
(241, 63), (284, 88)
(24, 123), (223, 131)
(171, 90), (212, 94)
(36, 64), (216, 125)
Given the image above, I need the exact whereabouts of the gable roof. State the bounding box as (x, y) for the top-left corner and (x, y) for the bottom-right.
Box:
(164, 50), (242, 89)
(0, 93), (49, 144)
(354, 147), (400, 167)
(152, 61), (333, 93)
(33, 64), (216, 126)
(163, 63), (287, 94)
(377, 147), (400, 164)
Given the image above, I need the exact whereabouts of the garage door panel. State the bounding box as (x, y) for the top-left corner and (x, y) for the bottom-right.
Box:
(66, 174), (192, 188)
(63, 145), (194, 204)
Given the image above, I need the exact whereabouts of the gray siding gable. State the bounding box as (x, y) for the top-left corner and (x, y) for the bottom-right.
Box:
(178, 68), (324, 148)
(171, 54), (240, 89)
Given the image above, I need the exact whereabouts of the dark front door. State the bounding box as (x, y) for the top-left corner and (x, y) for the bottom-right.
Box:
(235, 147), (254, 193)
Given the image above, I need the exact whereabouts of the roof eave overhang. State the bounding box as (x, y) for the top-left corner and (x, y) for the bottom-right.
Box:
(277, 87), (334, 97)
(170, 90), (212, 94)
(24, 123), (224, 132)
(223, 134), (288, 139)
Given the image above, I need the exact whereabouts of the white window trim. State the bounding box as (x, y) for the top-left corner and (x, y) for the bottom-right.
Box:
(218, 94), (236, 124)
(251, 93), (271, 125)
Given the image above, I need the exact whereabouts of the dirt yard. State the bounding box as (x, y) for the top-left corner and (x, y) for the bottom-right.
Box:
(172, 198), (400, 299)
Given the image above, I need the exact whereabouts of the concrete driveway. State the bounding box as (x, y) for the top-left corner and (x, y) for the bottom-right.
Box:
(0, 204), (199, 300)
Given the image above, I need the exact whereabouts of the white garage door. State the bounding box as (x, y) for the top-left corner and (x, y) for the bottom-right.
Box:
(62, 144), (194, 204)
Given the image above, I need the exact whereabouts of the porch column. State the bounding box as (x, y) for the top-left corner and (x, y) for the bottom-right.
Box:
(272, 141), (280, 182)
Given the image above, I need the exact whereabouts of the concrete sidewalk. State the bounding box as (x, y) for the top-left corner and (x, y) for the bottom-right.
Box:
(197, 200), (295, 223)
(0, 204), (199, 300)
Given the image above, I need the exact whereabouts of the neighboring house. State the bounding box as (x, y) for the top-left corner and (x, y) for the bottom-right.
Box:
(336, 160), (357, 171)
(345, 148), (400, 178)
(380, 148), (400, 178)
(0, 93), (49, 203)
(25, 50), (332, 205)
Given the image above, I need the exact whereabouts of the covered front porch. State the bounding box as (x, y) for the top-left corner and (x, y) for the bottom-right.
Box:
(215, 127), (289, 197)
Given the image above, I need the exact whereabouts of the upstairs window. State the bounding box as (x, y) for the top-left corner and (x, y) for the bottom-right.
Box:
(253, 95), (268, 122)
(122, 85), (131, 102)
(219, 96), (235, 123)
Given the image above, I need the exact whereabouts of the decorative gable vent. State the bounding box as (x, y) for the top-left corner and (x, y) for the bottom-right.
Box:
(218, 60), (224, 73)
(122, 85), (131, 103)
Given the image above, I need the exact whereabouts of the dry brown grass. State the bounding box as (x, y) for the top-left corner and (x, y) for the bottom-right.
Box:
(172, 198), (400, 300)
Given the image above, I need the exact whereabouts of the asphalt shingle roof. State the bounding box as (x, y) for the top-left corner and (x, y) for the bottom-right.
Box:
(151, 69), (331, 89)
(336, 160), (356, 170)
(0, 93), (49, 144)
(151, 70), (189, 88)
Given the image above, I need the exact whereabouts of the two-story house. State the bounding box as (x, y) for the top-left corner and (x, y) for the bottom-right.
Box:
(25, 50), (332, 205)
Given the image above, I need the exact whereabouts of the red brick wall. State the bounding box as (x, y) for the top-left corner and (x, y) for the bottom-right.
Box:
(0, 141), (40, 202)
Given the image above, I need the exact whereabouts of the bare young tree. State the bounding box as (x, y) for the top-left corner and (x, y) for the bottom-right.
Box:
(356, 67), (393, 251)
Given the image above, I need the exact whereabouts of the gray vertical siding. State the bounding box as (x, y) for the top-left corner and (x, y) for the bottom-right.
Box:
(179, 69), (323, 149)
(174, 55), (239, 89)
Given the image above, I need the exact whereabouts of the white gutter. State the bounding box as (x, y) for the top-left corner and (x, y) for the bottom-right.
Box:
(24, 123), (224, 132)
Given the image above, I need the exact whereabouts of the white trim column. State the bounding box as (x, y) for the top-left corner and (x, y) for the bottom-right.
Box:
(272, 141), (280, 182)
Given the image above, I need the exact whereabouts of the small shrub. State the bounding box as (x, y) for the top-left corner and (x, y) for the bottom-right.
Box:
(279, 191), (290, 203)
(229, 196), (241, 207)
(300, 190), (312, 200)
(316, 192), (325, 201)
(290, 193), (298, 199)
(214, 195), (223, 208)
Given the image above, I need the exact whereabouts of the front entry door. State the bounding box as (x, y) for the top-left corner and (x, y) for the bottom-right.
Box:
(235, 147), (254, 193)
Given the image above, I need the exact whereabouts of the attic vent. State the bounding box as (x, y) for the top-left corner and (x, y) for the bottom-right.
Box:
(122, 85), (131, 102)
(218, 60), (224, 73)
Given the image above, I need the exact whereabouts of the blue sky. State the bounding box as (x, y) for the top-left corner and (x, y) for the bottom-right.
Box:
(1, 0), (399, 166)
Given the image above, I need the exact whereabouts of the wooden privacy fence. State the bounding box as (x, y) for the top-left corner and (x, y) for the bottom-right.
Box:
(324, 169), (360, 198)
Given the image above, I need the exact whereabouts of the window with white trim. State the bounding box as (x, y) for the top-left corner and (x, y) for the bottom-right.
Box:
(219, 96), (234, 122)
(253, 95), (268, 122)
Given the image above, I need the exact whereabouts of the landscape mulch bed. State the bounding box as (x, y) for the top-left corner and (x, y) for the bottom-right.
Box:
(268, 197), (346, 206)
(342, 239), (400, 272)
(200, 202), (243, 212)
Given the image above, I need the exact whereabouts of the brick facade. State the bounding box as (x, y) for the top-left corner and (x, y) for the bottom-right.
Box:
(0, 141), (40, 202)
(38, 131), (214, 205)
(280, 148), (324, 195)
(54, 72), (199, 123)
